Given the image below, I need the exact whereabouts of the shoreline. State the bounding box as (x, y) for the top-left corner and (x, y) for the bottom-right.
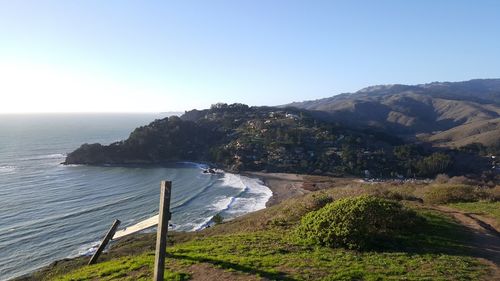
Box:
(241, 171), (309, 207)
(57, 161), (311, 209)
(112, 170), (296, 239)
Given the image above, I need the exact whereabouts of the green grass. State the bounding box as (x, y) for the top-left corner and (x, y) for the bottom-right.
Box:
(51, 252), (190, 281)
(448, 201), (500, 226)
(168, 229), (484, 281)
(50, 209), (487, 281)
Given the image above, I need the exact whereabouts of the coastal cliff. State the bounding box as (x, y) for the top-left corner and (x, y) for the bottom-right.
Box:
(65, 115), (219, 165)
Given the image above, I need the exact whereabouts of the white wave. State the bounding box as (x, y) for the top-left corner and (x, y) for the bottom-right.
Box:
(242, 176), (273, 197)
(62, 164), (83, 167)
(227, 176), (273, 215)
(189, 196), (234, 231)
(189, 216), (216, 231)
(176, 161), (208, 170)
(73, 241), (100, 257)
(131, 172), (272, 233)
(221, 173), (272, 208)
(0, 165), (17, 173)
(218, 172), (247, 191)
(214, 173), (272, 220)
(187, 196), (236, 231)
(211, 195), (234, 211)
(225, 197), (261, 216)
(21, 153), (66, 161)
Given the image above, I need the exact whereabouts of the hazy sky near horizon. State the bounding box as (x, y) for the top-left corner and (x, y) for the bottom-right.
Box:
(1, 0), (499, 113)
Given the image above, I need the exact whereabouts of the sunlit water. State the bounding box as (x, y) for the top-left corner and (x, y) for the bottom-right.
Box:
(0, 114), (271, 280)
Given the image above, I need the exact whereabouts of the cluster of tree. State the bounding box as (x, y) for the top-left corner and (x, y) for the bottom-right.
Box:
(337, 143), (453, 178)
(459, 142), (500, 156)
(392, 145), (452, 177)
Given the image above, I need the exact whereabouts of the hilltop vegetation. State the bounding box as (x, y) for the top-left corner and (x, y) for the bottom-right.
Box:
(65, 103), (491, 179)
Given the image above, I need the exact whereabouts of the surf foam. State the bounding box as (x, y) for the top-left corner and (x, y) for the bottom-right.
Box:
(190, 172), (273, 230)
(0, 165), (17, 174)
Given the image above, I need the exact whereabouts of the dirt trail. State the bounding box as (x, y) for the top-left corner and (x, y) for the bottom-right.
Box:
(432, 205), (500, 279)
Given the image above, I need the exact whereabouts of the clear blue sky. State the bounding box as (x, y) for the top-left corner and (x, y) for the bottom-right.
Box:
(1, 0), (499, 112)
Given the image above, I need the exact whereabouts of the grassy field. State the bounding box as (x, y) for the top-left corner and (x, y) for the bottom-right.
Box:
(49, 226), (485, 280)
(447, 201), (500, 226)
(51, 253), (190, 281)
(43, 189), (491, 281)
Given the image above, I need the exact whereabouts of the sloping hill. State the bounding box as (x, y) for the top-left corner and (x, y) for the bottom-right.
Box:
(286, 79), (500, 147)
(428, 118), (500, 147)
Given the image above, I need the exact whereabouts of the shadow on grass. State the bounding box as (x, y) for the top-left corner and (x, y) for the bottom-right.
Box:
(168, 253), (298, 281)
(370, 210), (484, 258)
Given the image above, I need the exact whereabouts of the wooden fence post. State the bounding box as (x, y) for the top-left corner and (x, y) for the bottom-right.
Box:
(153, 181), (172, 281)
(88, 219), (121, 265)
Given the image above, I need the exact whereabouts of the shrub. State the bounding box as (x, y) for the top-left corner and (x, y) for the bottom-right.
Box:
(487, 186), (500, 201)
(434, 174), (450, 184)
(371, 186), (421, 202)
(448, 176), (475, 185)
(423, 184), (478, 204)
(268, 216), (289, 228)
(308, 192), (334, 210)
(295, 196), (420, 250)
(212, 213), (224, 224)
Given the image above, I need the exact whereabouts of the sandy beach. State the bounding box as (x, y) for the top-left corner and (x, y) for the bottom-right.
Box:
(243, 172), (357, 207)
(242, 172), (309, 207)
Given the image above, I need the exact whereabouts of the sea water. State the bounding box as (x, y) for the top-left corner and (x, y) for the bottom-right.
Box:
(0, 114), (272, 280)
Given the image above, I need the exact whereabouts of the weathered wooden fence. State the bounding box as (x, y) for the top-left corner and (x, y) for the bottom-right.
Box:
(87, 180), (172, 281)
(88, 219), (121, 265)
(153, 181), (172, 281)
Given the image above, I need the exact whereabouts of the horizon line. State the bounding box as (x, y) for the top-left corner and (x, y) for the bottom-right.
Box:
(0, 111), (184, 114)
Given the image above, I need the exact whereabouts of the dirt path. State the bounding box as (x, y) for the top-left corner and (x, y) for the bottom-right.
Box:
(431, 205), (500, 279)
(186, 263), (263, 281)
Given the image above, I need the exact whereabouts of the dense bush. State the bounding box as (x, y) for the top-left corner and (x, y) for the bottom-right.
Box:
(295, 196), (420, 250)
(434, 174), (450, 184)
(423, 184), (480, 204)
(447, 176), (477, 185)
(488, 186), (500, 201)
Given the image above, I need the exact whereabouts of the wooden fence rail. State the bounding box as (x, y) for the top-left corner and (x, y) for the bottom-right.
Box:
(88, 219), (121, 265)
(153, 181), (172, 281)
(86, 180), (172, 281)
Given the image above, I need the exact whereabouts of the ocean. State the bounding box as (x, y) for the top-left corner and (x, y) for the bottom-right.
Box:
(0, 114), (272, 281)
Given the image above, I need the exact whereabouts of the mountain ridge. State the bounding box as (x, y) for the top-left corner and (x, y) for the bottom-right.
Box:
(284, 79), (500, 147)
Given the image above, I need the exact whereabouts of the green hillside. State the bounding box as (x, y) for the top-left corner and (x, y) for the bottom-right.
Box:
(24, 179), (500, 281)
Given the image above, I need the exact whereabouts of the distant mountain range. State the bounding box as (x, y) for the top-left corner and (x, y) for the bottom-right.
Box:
(285, 79), (500, 147)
